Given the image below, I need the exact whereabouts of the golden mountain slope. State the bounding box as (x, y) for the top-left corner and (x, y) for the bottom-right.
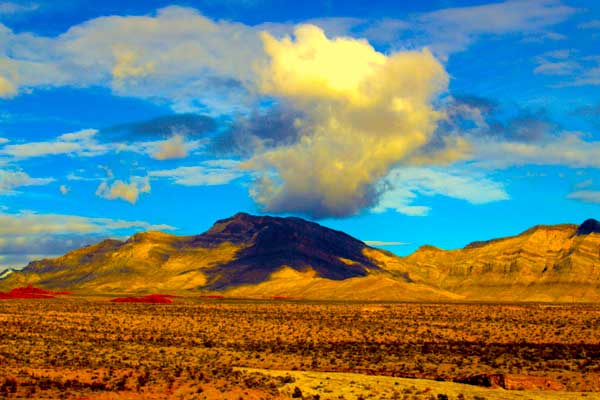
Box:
(1, 214), (599, 302)
(1, 231), (242, 292)
(399, 222), (600, 301)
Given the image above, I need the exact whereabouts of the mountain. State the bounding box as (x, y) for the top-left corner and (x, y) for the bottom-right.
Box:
(402, 220), (600, 301)
(1, 214), (599, 302)
(0, 213), (455, 300)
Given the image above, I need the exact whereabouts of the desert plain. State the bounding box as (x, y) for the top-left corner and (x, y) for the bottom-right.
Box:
(1, 296), (599, 399)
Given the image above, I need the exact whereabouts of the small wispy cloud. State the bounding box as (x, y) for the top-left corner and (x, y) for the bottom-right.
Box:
(534, 60), (580, 76)
(578, 20), (600, 29)
(0, 129), (106, 159)
(0, 210), (175, 270)
(567, 190), (600, 204)
(0, 2), (38, 15)
(150, 160), (242, 186)
(364, 240), (409, 247)
(0, 169), (54, 194)
(0, 210), (174, 236)
(373, 167), (509, 217)
(575, 179), (593, 189)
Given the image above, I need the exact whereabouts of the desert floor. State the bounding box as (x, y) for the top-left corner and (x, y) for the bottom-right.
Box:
(1, 297), (600, 399)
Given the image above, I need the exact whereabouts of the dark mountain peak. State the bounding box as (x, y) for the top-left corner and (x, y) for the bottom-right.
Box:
(207, 212), (272, 236)
(205, 212), (363, 245)
(197, 212), (379, 289)
(577, 219), (600, 235)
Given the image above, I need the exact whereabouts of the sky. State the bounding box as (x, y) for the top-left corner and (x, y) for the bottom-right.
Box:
(0, 0), (600, 270)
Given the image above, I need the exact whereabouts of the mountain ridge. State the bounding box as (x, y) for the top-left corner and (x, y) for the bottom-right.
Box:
(1, 214), (599, 302)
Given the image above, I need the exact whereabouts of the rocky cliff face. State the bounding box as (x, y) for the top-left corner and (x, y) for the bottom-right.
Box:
(1, 215), (599, 302)
(403, 220), (600, 301)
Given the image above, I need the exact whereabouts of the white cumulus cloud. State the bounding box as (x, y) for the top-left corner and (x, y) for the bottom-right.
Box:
(95, 176), (151, 204)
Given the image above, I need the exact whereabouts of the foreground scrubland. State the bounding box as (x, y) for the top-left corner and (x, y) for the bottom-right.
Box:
(1, 297), (599, 399)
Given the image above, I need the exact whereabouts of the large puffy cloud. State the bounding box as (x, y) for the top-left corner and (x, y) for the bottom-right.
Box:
(0, 6), (266, 111)
(243, 25), (457, 218)
(0, 1), (578, 108)
(0, 3), (589, 221)
(211, 104), (304, 156)
(111, 48), (155, 80)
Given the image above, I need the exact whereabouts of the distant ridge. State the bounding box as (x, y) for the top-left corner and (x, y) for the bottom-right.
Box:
(0, 268), (17, 280)
(1, 214), (599, 302)
(465, 223), (577, 249)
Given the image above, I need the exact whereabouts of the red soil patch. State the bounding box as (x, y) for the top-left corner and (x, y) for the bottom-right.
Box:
(0, 285), (72, 299)
(199, 295), (225, 299)
(110, 294), (174, 304)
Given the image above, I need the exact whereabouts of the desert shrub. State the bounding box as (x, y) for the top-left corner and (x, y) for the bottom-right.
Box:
(1, 377), (17, 395)
(292, 386), (303, 398)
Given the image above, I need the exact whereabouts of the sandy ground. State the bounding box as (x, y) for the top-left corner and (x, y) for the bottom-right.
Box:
(238, 367), (600, 400)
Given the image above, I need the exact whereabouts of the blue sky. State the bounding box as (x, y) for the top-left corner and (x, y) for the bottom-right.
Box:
(0, 0), (599, 269)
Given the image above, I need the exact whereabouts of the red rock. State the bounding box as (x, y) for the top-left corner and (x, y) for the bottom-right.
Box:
(110, 294), (174, 304)
(0, 285), (72, 299)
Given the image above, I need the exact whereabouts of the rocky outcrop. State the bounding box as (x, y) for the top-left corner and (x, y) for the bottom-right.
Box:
(457, 373), (564, 391)
(404, 221), (600, 301)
